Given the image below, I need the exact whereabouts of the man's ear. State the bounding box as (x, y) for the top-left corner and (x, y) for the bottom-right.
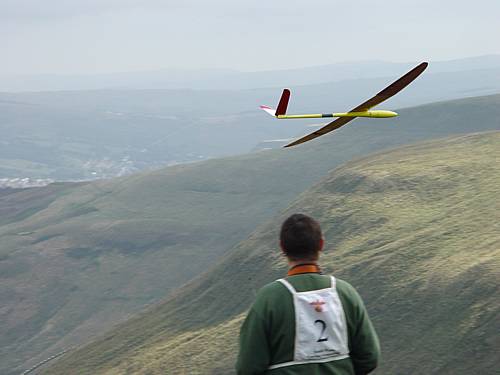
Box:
(319, 238), (324, 252)
(280, 240), (288, 257)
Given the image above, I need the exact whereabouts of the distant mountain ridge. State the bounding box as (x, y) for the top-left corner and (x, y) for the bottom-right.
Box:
(1, 65), (500, 180)
(1, 55), (499, 91)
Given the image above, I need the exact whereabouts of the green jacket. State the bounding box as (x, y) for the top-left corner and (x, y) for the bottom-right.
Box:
(236, 273), (380, 375)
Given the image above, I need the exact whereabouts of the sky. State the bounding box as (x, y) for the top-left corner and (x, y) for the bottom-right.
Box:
(2, 0), (500, 75)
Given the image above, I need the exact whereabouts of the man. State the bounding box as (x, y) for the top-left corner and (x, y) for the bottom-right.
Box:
(236, 213), (380, 375)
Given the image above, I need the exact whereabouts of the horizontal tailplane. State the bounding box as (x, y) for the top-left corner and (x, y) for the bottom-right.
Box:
(260, 105), (277, 116)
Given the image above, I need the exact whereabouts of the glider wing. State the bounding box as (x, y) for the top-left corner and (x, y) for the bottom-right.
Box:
(350, 62), (428, 112)
(284, 117), (354, 147)
(284, 62), (428, 148)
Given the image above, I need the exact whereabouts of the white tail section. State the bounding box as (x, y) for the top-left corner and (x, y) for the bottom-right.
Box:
(260, 89), (291, 117)
(260, 105), (276, 116)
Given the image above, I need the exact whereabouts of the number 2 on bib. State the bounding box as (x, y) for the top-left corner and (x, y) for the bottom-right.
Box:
(314, 319), (328, 342)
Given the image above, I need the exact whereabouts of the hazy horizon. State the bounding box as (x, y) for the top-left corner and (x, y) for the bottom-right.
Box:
(2, 54), (499, 77)
(3, 0), (500, 76)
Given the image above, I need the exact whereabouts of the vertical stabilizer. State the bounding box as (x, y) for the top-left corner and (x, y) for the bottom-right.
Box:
(276, 89), (290, 116)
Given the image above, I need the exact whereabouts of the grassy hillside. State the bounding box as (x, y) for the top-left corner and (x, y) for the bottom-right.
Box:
(2, 94), (500, 374)
(45, 131), (500, 374)
(0, 183), (80, 226)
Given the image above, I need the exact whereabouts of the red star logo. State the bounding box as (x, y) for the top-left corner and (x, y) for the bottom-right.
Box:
(310, 300), (326, 312)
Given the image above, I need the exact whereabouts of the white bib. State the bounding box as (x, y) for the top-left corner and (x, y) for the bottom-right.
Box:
(269, 276), (349, 370)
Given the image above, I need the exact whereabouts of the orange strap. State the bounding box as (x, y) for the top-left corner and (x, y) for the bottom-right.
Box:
(287, 264), (321, 276)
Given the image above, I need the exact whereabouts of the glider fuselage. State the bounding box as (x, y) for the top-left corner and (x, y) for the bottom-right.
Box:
(277, 110), (397, 119)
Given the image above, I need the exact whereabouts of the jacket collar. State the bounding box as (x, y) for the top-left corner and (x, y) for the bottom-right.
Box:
(287, 263), (321, 276)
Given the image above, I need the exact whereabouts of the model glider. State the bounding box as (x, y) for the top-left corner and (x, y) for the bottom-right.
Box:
(260, 62), (428, 147)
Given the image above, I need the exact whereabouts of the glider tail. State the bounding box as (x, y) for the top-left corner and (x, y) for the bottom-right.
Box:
(260, 88), (290, 117)
(276, 88), (290, 116)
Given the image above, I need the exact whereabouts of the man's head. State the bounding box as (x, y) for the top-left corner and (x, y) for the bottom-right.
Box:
(279, 213), (324, 261)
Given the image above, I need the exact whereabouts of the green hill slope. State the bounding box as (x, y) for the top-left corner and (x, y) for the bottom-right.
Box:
(2, 94), (500, 374)
(45, 131), (500, 374)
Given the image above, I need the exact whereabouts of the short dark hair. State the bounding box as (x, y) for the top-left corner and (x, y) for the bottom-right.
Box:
(280, 213), (322, 261)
